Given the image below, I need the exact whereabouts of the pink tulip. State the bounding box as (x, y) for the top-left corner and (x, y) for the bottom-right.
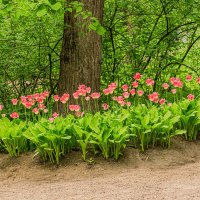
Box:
(85, 96), (90, 101)
(74, 105), (81, 112)
(108, 82), (117, 90)
(37, 97), (44, 103)
(10, 112), (19, 119)
(171, 89), (177, 94)
(30, 100), (36, 106)
(0, 104), (3, 111)
(11, 98), (18, 105)
(86, 87), (91, 93)
(69, 105), (75, 111)
(122, 84), (129, 92)
(27, 95), (33, 101)
(69, 105), (80, 112)
(78, 89), (87, 96)
(123, 92), (130, 98)
(187, 94), (195, 101)
(25, 101), (32, 109)
(54, 95), (60, 102)
(90, 92), (101, 99)
(115, 96), (124, 104)
(159, 98), (166, 105)
(132, 81), (139, 88)
(148, 92), (159, 102)
(186, 75), (192, 81)
(103, 88), (111, 95)
(38, 103), (45, 110)
(126, 102), (131, 107)
(20, 96), (26, 102)
(170, 77), (175, 84)
(75, 111), (84, 117)
(177, 81), (183, 88)
(49, 117), (54, 122)
(133, 72), (141, 81)
(43, 109), (48, 113)
(78, 84), (86, 90)
(32, 108), (39, 115)
(146, 78), (154, 86)
(42, 90), (50, 98)
(60, 93), (70, 104)
(33, 93), (39, 99)
(162, 83), (169, 90)
(137, 90), (144, 96)
(119, 101), (126, 107)
(102, 103), (109, 110)
(52, 112), (59, 118)
(130, 89), (136, 96)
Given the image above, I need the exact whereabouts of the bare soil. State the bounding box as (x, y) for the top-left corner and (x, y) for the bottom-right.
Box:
(1, 137), (200, 200)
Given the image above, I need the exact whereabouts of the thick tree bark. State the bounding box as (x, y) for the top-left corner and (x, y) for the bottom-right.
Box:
(58, 0), (104, 97)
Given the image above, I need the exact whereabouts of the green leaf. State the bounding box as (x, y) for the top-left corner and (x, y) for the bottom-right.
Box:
(2, 0), (9, 5)
(73, 125), (83, 138)
(37, 9), (47, 17)
(163, 111), (171, 121)
(76, 6), (82, 12)
(89, 117), (100, 133)
(142, 114), (150, 127)
(6, 3), (14, 11)
(89, 23), (97, 31)
(66, 7), (73, 12)
(171, 130), (186, 137)
(50, 2), (62, 11)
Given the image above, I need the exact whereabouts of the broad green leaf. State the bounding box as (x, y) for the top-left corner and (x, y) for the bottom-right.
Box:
(37, 9), (47, 17)
(50, 2), (62, 11)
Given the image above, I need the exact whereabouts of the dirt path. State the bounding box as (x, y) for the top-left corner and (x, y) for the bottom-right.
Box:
(1, 138), (200, 200)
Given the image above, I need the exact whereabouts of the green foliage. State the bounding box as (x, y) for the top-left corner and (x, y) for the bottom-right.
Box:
(168, 99), (200, 140)
(73, 111), (130, 160)
(24, 116), (75, 164)
(89, 110), (130, 160)
(0, 118), (28, 156)
(73, 113), (93, 160)
(0, 0), (105, 105)
(102, 0), (200, 86)
(0, 0), (200, 165)
(0, 99), (200, 164)
(128, 104), (186, 152)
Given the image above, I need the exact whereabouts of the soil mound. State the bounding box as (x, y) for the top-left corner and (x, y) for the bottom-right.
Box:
(1, 137), (200, 200)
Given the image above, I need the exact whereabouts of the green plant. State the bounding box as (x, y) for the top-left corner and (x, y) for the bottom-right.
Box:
(169, 100), (200, 141)
(128, 104), (186, 152)
(89, 110), (131, 160)
(0, 118), (28, 157)
(24, 116), (75, 164)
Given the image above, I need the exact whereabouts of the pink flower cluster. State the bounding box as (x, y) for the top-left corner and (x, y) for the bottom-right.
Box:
(0, 72), (199, 120)
(103, 82), (117, 95)
(170, 77), (183, 88)
(69, 105), (81, 112)
(148, 92), (166, 105)
(53, 85), (101, 101)
(8, 91), (50, 119)
(19, 91), (49, 111)
(54, 93), (70, 104)
(73, 85), (91, 99)
(112, 96), (131, 107)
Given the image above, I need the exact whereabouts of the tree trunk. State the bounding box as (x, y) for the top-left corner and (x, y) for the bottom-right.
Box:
(58, 0), (104, 97)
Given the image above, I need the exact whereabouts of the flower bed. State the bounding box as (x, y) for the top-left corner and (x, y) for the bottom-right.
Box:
(0, 73), (199, 163)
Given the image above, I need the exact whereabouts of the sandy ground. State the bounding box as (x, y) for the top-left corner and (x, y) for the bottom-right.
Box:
(1, 138), (200, 200)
